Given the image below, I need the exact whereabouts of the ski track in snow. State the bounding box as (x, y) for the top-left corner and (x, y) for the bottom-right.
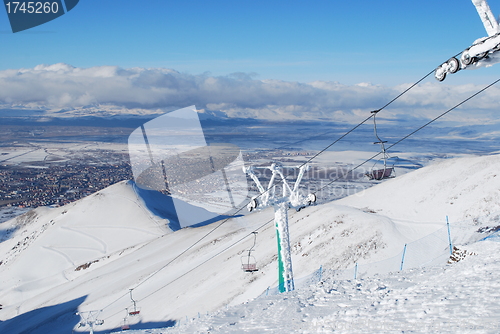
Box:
(59, 225), (108, 254)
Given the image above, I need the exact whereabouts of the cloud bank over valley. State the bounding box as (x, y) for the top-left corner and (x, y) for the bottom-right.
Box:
(0, 63), (499, 125)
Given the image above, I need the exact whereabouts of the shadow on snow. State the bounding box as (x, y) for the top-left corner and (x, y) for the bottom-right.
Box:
(0, 296), (177, 334)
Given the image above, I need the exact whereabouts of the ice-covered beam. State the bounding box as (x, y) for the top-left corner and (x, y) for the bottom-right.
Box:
(472, 0), (500, 36)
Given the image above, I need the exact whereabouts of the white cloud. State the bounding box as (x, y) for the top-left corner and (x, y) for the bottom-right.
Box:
(0, 63), (499, 124)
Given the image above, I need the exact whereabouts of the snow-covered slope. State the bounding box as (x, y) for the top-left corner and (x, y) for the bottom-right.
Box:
(1, 154), (499, 333)
(0, 181), (172, 313)
(0, 199), (410, 333)
(160, 238), (500, 334)
(339, 154), (500, 222)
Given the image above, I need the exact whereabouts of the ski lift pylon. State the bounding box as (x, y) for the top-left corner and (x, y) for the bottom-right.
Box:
(241, 232), (259, 272)
(366, 110), (395, 180)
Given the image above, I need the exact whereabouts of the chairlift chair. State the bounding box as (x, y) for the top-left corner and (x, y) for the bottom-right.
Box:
(128, 289), (141, 316)
(121, 314), (130, 331)
(121, 309), (131, 330)
(366, 111), (395, 181)
(241, 232), (259, 272)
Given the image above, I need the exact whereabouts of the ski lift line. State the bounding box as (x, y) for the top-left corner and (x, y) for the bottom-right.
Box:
(93, 182), (264, 315)
(134, 63), (441, 280)
(100, 66), (443, 310)
(385, 77), (500, 150)
(142, 213), (294, 311)
(313, 76), (500, 195)
(111, 50), (477, 319)
(287, 69), (440, 173)
(265, 67), (441, 154)
(102, 73), (498, 319)
(89, 58), (458, 318)
(101, 66), (448, 317)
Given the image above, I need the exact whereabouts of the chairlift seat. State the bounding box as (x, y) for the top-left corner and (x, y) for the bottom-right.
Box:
(129, 310), (141, 316)
(366, 167), (394, 180)
(241, 254), (258, 272)
(242, 263), (258, 272)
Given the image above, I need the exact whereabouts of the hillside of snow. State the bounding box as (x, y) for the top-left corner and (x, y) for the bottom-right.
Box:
(159, 238), (500, 334)
(338, 153), (500, 243)
(1, 154), (499, 333)
(0, 181), (173, 307)
(339, 154), (500, 220)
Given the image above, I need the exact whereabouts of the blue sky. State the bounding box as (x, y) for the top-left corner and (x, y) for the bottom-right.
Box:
(2, 0), (500, 85)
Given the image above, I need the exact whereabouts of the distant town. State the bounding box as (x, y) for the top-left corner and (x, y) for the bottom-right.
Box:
(0, 121), (373, 212)
(0, 159), (133, 208)
(0, 147), (371, 211)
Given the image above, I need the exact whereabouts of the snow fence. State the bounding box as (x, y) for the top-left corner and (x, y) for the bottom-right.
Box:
(264, 223), (453, 296)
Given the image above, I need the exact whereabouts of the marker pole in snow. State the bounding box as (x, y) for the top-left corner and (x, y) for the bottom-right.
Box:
(400, 244), (407, 271)
(446, 216), (453, 255)
(244, 162), (316, 293)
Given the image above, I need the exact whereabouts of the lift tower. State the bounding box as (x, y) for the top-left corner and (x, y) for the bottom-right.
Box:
(244, 162), (316, 292)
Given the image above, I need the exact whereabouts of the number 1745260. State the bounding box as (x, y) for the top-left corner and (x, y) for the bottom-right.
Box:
(5, 2), (60, 14)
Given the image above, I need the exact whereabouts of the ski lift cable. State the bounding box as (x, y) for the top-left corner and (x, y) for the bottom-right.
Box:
(134, 65), (438, 276)
(385, 76), (500, 151)
(313, 76), (500, 194)
(270, 51), (461, 155)
(95, 66), (439, 313)
(137, 211), (297, 305)
(268, 67), (439, 153)
(102, 218), (276, 321)
(292, 70), (441, 171)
